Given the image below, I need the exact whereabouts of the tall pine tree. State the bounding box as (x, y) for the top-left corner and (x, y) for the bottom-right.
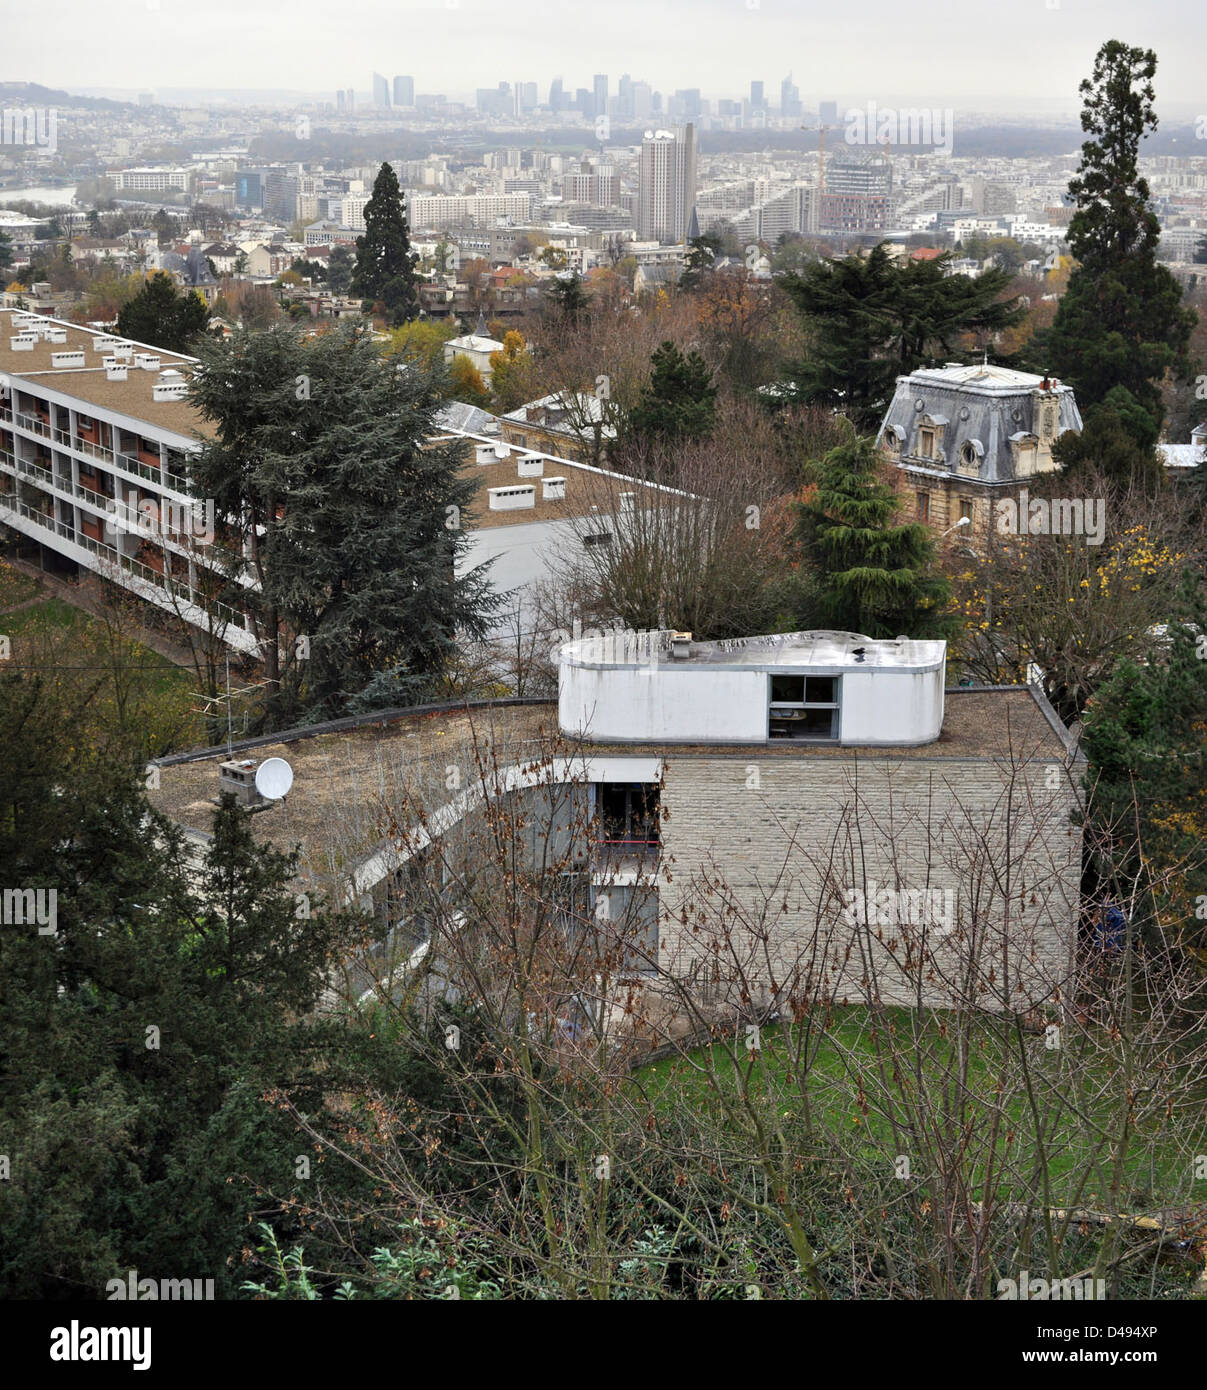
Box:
(795, 435), (952, 639)
(351, 162), (420, 326)
(1041, 41), (1194, 443)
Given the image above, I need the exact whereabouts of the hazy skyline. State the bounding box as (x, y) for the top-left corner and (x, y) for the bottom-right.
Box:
(9, 0), (1206, 117)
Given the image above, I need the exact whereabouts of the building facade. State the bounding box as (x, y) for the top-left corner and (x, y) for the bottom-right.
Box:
(876, 361), (1083, 538)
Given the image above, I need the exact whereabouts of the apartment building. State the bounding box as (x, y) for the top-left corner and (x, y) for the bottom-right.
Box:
(0, 309), (259, 653)
(107, 167), (192, 194)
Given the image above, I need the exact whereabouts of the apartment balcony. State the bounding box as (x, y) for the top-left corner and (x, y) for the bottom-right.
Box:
(54, 427), (115, 465)
(14, 411), (50, 439)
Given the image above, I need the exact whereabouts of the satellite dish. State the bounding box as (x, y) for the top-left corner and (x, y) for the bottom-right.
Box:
(255, 757), (294, 801)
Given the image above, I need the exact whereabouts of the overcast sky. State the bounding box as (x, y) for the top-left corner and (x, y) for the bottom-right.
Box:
(11, 0), (1206, 117)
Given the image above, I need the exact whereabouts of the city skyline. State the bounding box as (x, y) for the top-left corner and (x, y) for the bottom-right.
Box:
(10, 0), (1205, 115)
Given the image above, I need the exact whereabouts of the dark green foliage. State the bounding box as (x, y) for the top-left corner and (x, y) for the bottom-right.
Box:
(350, 163), (419, 325)
(679, 232), (722, 292)
(189, 324), (499, 724)
(0, 678), (365, 1297)
(1040, 41), (1195, 441)
(778, 243), (1022, 432)
(1051, 386), (1164, 490)
(544, 271), (588, 324)
(1080, 574), (1207, 952)
(626, 340), (718, 445)
(116, 271), (211, 353)
(327, 244), (355, 295)
(795, 435), (953, 639)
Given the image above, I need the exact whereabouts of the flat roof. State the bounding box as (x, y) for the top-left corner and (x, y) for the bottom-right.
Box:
(452, 433), (676, 530)
(561, 630), (948, 672)
(0, 309), (206, 440)
(905, 362), (1073, 394)
(146, 688), (1073, 888)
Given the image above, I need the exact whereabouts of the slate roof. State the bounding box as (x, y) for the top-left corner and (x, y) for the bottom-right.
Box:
(876, 362), (1083, 486)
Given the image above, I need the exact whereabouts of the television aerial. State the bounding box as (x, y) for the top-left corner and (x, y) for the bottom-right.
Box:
(255, 757), (294, 801)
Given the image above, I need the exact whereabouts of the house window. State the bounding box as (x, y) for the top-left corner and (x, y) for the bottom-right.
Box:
(768, 673), (840, 741)
(958, 497), (973, 524)
(591, 882), (659, 975)
(596, 783), (660, 849)
(583, 530), (612, 547)
(919, 428), (935, 459)
(916, 491), (930, 523)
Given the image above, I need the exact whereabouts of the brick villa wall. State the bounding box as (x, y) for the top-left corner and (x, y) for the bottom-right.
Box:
(655, 750), (1082, 1013)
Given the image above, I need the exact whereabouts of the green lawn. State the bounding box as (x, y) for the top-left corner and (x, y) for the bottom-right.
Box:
(0, 560), (43, 610)
(636, 1009), (1205, 1207)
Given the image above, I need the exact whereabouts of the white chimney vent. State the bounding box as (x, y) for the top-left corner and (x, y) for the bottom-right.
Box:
(517, 454), (544, 478)
(51, 350), (86, 369)
(92, 335), (121, 352)
(619, 492), (635, 512)
(10, 336), (35, 351)
(541, 476), (566, 501)
(133, 352), (161, 371)
(106, 365), (129, 381)
(488, 484), (536, 511)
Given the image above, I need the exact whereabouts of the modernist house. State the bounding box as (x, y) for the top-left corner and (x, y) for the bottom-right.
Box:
(876, 361), (1083, 539)
(148, 630), (1084, 1024)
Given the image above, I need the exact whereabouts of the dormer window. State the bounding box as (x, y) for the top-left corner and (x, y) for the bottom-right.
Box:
(919, 428), (935, 459)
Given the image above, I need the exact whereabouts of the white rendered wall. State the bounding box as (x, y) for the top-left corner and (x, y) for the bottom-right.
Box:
(837, 666), (945, 745)
(561, 661), (771, 743)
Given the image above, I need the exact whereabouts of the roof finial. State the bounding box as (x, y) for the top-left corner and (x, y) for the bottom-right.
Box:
(982, 347), (988, 367)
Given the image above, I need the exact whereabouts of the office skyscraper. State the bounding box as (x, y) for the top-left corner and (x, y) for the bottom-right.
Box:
(638, 123), (697, 243)
(750, 80), (765, 111)
(549, 77), (564, 111)
(393, 75), (414, 107)
(780, 74), (801, 118)
(373, 72), (390, 107)
(593, 73), (609, 120)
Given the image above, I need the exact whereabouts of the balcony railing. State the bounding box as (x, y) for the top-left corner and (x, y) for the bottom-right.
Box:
(14, 412), (50, 438)
(54, 427), (115, 464)
(0, 493), (250, 633)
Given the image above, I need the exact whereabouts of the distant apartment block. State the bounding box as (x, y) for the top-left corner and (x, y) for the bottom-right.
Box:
(637, 125), (697, 244)
(406, 193), (533, 230)
(107, 167), (192, 194)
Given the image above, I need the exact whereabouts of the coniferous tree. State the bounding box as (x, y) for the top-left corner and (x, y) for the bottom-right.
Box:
(544, 271), (587, 324)
(0, 673), (365, 1297)
(1080, 574), (1207, 956)
(778, 244), (1021, 433)
(351, 162), (420, 325)
(1040, 41), (1195, 442)
(190, 324), (498, 725)
(795, 434), (952, 639)
(116, 271), (211, 352)
(626, 340), (718, 445)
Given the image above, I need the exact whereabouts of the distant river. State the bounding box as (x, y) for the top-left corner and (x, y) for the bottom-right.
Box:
(0, 185), (77, 206)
